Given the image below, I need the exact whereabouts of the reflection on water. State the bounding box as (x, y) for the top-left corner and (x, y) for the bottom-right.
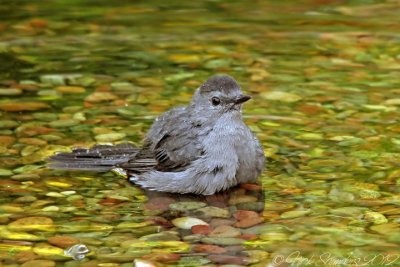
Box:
(1, 0), (400, 266)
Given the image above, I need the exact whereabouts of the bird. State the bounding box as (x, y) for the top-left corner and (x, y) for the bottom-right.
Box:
(49, 74), (265, 195)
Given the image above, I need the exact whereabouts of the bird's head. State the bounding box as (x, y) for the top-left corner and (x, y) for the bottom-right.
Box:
(191, 75), (251, 116)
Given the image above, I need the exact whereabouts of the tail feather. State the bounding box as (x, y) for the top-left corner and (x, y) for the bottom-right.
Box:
(48, 143), (139, 172)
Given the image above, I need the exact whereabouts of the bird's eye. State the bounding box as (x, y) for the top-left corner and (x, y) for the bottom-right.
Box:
(211, 97), (221, 106)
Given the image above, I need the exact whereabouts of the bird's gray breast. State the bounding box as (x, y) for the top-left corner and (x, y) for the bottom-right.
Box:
(208, 113), (261, 183)
(233, 123), (261, 183)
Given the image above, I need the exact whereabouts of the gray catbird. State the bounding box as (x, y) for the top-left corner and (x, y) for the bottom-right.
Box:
(49, 75), (265, 195)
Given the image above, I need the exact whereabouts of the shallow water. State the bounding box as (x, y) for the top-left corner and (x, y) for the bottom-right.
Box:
(1, 1), (400, 266)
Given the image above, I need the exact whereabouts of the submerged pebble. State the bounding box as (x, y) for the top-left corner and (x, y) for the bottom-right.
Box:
(172, 217), (208, 230)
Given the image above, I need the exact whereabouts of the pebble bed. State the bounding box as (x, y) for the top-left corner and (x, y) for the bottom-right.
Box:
(1, 1), (400, 266)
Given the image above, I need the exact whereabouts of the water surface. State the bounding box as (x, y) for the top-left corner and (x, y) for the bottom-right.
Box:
(1, 1), (400, 266)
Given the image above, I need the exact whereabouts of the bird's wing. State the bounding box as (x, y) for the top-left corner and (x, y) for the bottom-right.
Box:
(118, 107), (208, 173)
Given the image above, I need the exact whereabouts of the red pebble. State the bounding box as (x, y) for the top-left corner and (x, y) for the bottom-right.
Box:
(234, 217), (264, 228)
(240, 183), (262, 191)
(233, 210), (259, 220)
(141, 253), (180, 263)
(99, 198), (122, 206)
(194, 244), (226, 254)
(191, 224), (212, 235)
(144, 197), (176, 211)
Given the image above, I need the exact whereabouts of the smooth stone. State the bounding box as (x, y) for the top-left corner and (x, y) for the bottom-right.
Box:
(0, 135), (16, 147)
(116, 221), (150, 230)
(32, 243), (69, 260)
(234, 217), (264, 228)
(260, 232), (288, 241)
(388, 233), (400, 243)
(196, 206), (230, 218)
(234, 210), (259, 220)
(385, 98), (400, 105)
(21, 146), (40, 156)
(370, 223), (399, 235)
(182, 234), (203, 243)
(0, 88), (22, 95)
(169, 201), (206, 211)
(358, 189), (381, 199)
(56, 221), (91, 233)
(201, 237), (245, 246)
(210, 218), (235, 228)
(14, 251), (38, 263)
(134, 259), (157, 267)
(280, 210), (311, 219)
(178, 256), (211, 266)
(209, 225), (241, 238)
(141, 252), (180, 263)
(194, 244), (226, 254)
(0, 226), (42, 241)
(95, 133), (126, 142)
(55, 86), (85, 94)
(0, 102), (50, 112)
(295, 132), (324, 141)
(32, 113), (58, 122)
(46, 192), (66, 198)
(0, 204), (24, 213)
(329, 207), (367, 217)
(139, 231), (180, 241)
(204, 59), (231, 69)
(236, 202), (264, 212)
(19, 137), (47, 146)
(11, 174), (41, 181)
(8, 217), (55, 232)
(42, 206), (60, 212)
(172, 217), (208, 230)
(103, 234), (136, 247)
(207, 254), (247, 265)
(261, 91), (302, 102)
(15, 196), (38, 203)
(48, 236), (80, 248)
(49, 119), (79, 128)
(0, 120), (19, 129)
(40, 74), (82, 86)
(85, 92), (118, 102)
(363, 212), (388, 224)
(243, 250), (269, 263)
(0, 169), (13, 176)
(242, 224), (288, 235)
(229, 195), (258, 205)
(21, 260), (55, 267)
(191, 224), (212, 235)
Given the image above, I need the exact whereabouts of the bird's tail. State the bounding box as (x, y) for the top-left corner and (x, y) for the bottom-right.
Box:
(48, 143), (139, 172)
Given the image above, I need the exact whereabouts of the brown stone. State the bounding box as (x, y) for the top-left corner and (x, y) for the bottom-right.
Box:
(21, 260), (55, 267)
(141, 253), (180, 263)
(209, 225), (241, 238)
(0, 136), (16, 147)
(191, 224), (212, 235)
(234, 217), (264, 228)
(48, 235), (80, 248)
(194, 244), (226, 254)
(0, 102), (50, 112)
(18, 138), (47, 146)
(14, 251), (38, 263)
(233, 210), (260, 220)
(240, 183), (262, 191)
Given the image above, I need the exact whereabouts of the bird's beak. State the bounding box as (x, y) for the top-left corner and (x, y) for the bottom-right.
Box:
(234, 95), (251, 104)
